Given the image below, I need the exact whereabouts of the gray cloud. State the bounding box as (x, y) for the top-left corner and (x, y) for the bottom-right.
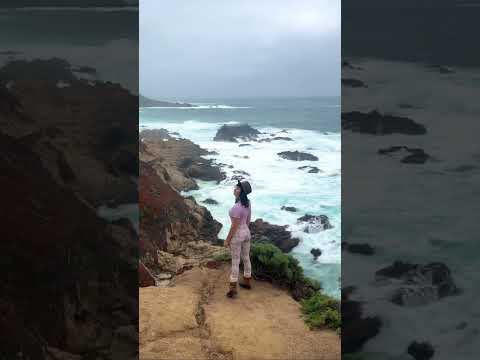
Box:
(140, 0), (340, 99)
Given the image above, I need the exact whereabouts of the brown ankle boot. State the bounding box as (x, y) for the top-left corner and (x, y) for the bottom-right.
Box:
(239, 276), (252, 290)
(226, 282), (237, 298)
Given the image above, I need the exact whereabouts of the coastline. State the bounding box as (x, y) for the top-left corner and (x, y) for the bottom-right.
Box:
(138, 113), (341, 298)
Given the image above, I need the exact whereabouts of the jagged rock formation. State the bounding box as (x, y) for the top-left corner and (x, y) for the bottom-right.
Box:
(342, 110), (427, 135)
(213, 124), (260, 142)
(278, 151), (319, 161)
(249, 219), (300, 252)
(140, 129), (225, 192)
(140, 161), (226, 283)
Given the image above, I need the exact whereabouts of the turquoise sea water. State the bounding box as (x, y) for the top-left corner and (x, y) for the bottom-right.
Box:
(140, 96), (341, 298)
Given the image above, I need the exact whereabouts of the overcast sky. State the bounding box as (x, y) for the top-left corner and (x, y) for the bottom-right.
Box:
(140, 0), (340, 99)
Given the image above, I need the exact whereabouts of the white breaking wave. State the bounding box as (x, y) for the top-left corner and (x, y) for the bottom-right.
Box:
(140, 104), (252, 110)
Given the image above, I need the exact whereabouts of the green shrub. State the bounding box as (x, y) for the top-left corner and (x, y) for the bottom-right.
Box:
(213, 252), (231, 262)
(251, 242), (340, 332)
(300, 292), (341, 331)
(250, 242), (304, 287)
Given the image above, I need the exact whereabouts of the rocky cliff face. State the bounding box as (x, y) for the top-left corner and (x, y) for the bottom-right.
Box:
(0, 131), (138, 359)
(139, 159), (226, 284)
(0, 59), (138, 359)
(0, 58), (138, 207)
(140, 129), (225, 192)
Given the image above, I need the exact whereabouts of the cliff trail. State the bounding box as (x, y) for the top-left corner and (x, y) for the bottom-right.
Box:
(140, 264), (340, 360)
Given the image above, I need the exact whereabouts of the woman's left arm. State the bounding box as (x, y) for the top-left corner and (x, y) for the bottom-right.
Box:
(224, 218), (240, 247)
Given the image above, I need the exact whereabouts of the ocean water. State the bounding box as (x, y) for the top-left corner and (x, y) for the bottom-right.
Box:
(139, 97), (341, 298)
(342, 59), (480, 359)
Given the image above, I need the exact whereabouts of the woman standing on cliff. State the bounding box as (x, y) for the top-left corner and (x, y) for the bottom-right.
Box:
(224, 180), (253, 298)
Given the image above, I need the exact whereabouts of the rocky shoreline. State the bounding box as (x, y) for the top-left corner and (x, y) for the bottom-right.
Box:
(139, 127), (341, 358)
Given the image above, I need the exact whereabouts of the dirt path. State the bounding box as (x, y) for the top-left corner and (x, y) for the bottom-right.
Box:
(139, 265), (340, 360)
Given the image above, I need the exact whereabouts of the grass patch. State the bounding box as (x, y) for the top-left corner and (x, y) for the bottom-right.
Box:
(250, 241), (341, 332)
(300, 292), (341, 332)
(213, 252), (231, 262)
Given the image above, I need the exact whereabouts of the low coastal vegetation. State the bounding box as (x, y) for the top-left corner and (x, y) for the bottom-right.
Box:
(215, 240), (341, 332)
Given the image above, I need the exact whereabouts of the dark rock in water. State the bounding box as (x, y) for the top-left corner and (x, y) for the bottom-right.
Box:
(278, 151), (318, 161)
(346, 243), (374, 255)
(407, 341), (435, 360)
(342, 78), (367, 88)
(281, 206), (297, 212)
(202, 198), (218, 205)
(342, 61), (363, 70)
(249, 219), (300, 253)
(239, 143), (251, 147)
(342, 287), (382, 353)
(342, 110), (427, 135)
(376, 261), (416, 279)
(297, 214), (333, 233)
(310, 248), (322, 260)
(375, 261), (459, 306)
(428, 64), (454, 74)
(272, 136), (293, 141)
(214, 124), (260, 142)
(378, 146), (430, 164)
(233, 155), (250, 159)
(402, 151), (429, 164)
(298, 165), (320, 173)
(186, 162), (226, 182)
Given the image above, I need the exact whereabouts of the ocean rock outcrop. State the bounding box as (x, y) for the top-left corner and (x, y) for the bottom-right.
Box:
(407, 341), (435, 360)
(281, 206), (298, 212)
(311, 248), (322, 260)
(213, 123), (260, 142)
(278, 151), (319, 161)
(249, 219), (300, 253)
(297, 214), (333, 233)
(342, 110), (427, 135)
(375, 261), (459, 306)
(378, 146), (430, 164)
(342, 78), (367, 88)
(298, 165), (320, 173)
(202, 198), (219, 205)
(342, 242), (375, 255)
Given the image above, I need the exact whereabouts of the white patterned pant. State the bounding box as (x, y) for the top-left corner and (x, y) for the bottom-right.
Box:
(229, 224), (252, 283)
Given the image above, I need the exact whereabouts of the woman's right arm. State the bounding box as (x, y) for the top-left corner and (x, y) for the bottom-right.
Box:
(224, 218), (240, 247)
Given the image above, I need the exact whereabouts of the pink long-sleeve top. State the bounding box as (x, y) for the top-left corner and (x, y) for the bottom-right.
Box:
(228, 202), (251, 225)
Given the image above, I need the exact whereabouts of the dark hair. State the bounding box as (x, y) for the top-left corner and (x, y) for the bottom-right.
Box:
(235, 183), (250, 208)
